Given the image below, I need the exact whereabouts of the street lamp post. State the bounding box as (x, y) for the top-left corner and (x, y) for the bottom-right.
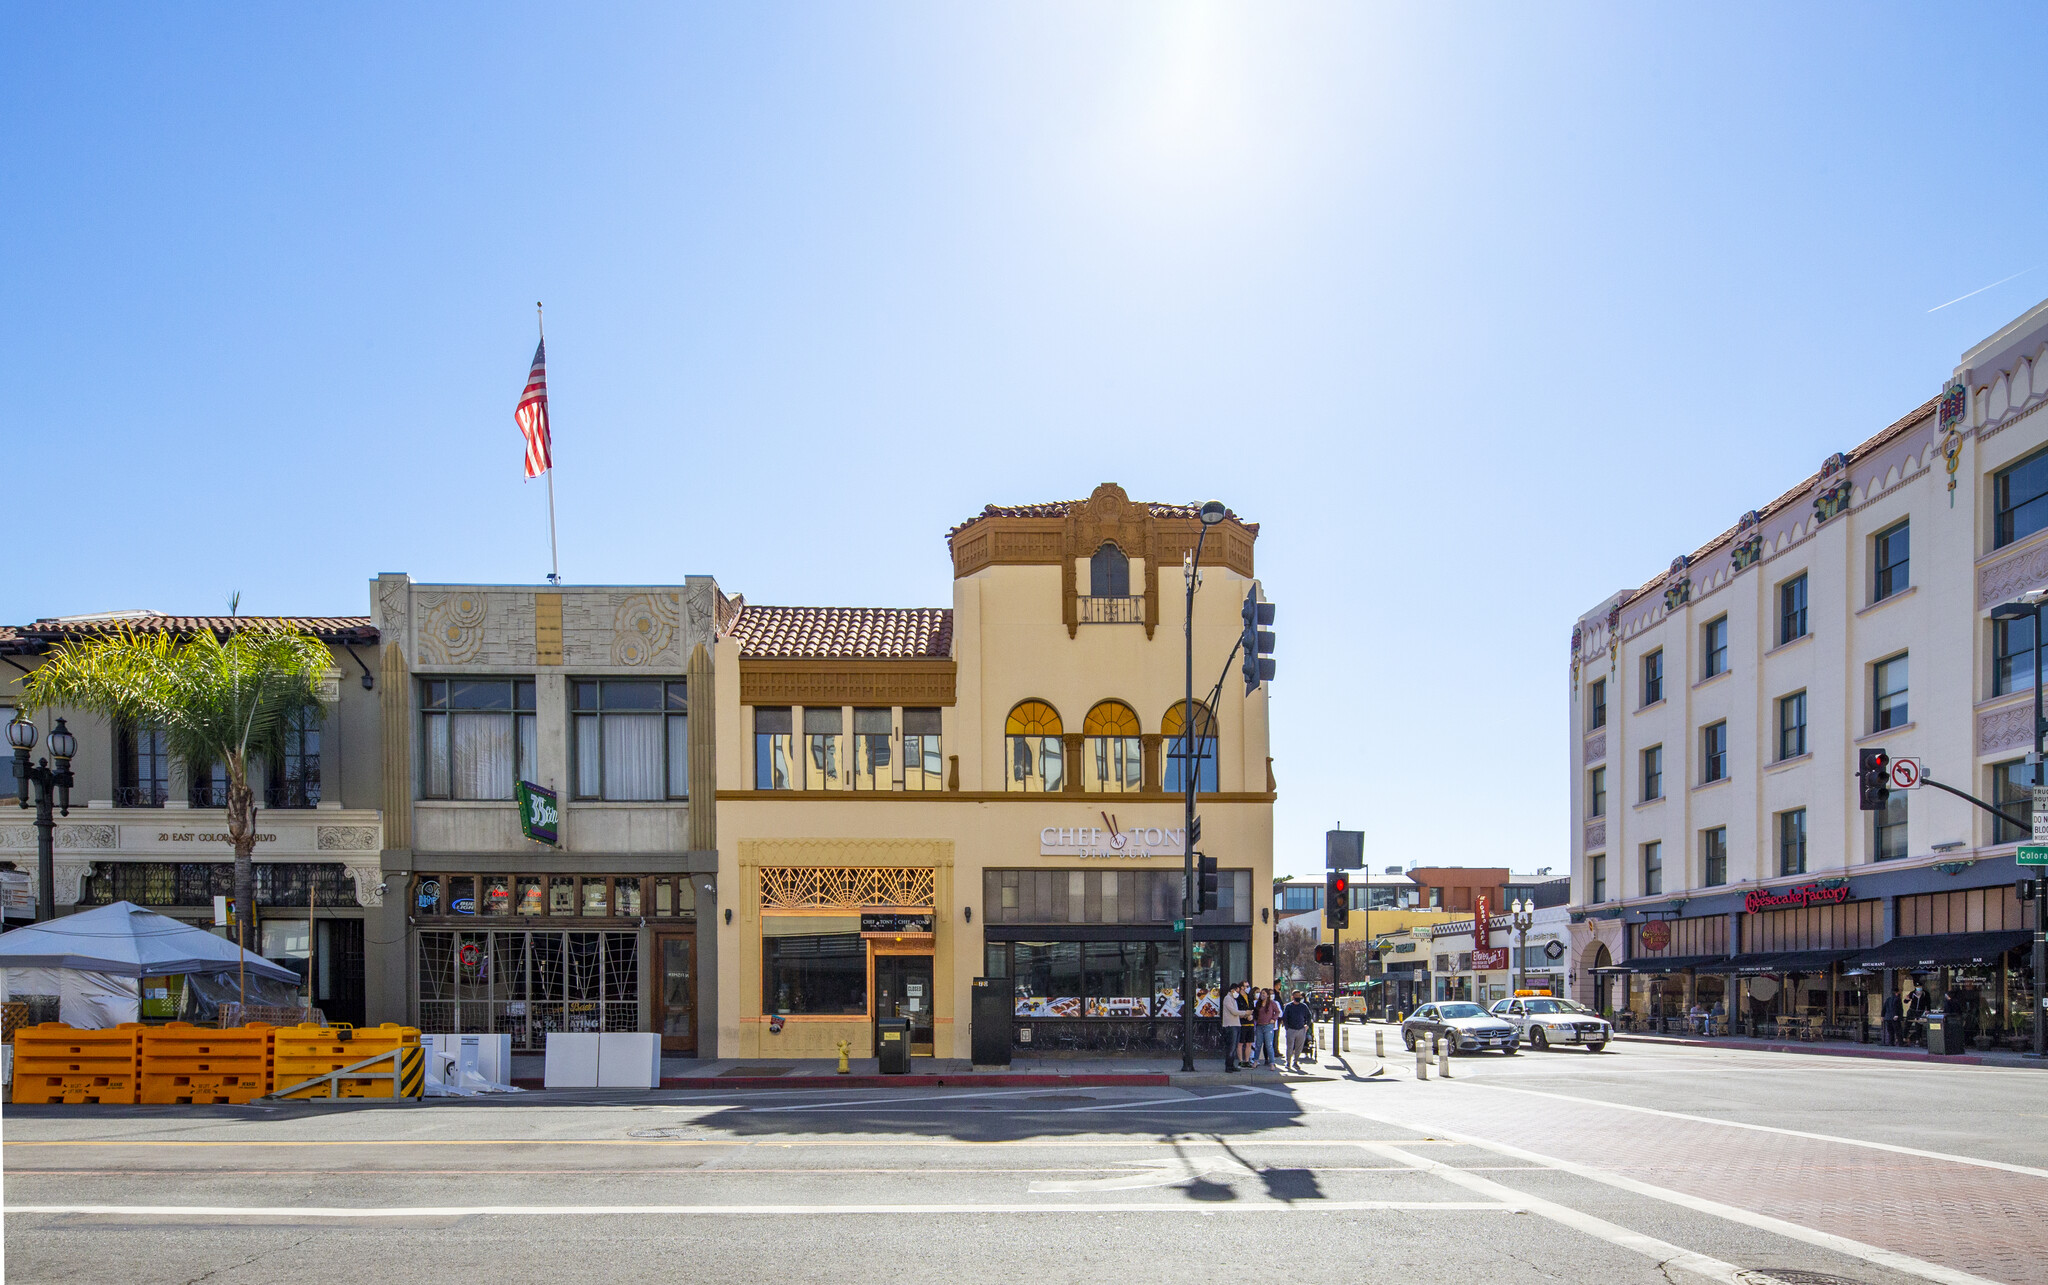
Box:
(1991, 589), (2048, 1058)
(1181, 499), (1230, 1073)
(10, 714), (77, 923)
(1511, 899), (1535, 996)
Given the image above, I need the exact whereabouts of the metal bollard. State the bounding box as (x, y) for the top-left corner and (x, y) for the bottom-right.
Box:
(1437, 1036), (1452, 1078)
(1375, 1030), (1385, 1058)
(1342, 1027), (1351, 1052)
(1414, 1040), (1428, 1079)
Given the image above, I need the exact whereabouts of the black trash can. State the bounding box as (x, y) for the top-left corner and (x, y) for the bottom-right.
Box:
(877, 1018), (912, 1074)
(1925, 1012), (1949, 1056)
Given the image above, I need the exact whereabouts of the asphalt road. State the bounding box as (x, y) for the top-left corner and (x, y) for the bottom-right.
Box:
(5, 1040), (2045, 1285)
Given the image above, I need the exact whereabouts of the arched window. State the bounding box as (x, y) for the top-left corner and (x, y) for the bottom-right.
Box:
(1082, 700), (1142, 793)
(1090, 543), (1130, 598)
(1005, 700), (1065, 793)
(1161, 701), (1218, 794)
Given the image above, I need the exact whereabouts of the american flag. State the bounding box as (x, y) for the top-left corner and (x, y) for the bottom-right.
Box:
(515, 339), (552, 479)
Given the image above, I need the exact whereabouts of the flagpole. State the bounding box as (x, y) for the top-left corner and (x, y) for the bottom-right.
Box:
(538, 301), (560, 585)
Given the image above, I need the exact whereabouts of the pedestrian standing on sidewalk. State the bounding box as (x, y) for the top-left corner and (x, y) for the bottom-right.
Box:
(1254, 988), (1281, 1066)
(1237, 983), (1256, 1066)
(1220, 981), (1244, 1073)
(1881, 988), (1902, 1047)
(1281, 991), (1313, 1070)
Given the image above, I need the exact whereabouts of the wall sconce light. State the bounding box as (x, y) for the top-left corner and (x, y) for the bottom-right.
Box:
(964, 906), (973, 923)
(1260, 907), (1268, 923)
(724, 908), (732, 925)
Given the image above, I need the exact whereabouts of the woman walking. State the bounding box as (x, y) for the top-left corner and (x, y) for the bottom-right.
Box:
(1254, 988), (1281, 1067)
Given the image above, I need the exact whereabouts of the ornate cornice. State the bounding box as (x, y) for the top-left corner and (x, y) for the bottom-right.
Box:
(738, 658), (956, 707)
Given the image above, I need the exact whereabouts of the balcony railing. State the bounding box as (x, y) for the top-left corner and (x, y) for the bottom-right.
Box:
(114, 785), (169, 808)
(1076, 595), (1146, 625)
(266, 781), (322, 809)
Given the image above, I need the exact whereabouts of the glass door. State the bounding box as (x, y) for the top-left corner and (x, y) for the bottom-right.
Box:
(656, 931), (697, 1054)
(875, 954), (934, 1056)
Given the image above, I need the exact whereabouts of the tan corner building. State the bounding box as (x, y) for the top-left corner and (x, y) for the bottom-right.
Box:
(714, 484), (1276, 1061)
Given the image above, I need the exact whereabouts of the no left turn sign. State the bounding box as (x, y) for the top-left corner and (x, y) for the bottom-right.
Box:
(1889, 758), (1922, 790)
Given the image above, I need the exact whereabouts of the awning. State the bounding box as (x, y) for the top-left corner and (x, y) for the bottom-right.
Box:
(1611, 954), (1731, 974)
(1734, 949), (1851, 975)
(1849, 931), (2033, 972)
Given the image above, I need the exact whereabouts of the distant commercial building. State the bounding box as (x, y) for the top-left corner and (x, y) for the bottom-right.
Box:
(1567, 298), (2048, 1046)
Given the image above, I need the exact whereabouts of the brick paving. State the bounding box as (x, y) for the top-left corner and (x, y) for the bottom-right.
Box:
(1372, 1082), (2048, 1285)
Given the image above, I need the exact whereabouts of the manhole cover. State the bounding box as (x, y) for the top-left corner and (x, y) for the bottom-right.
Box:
(719, 1066), (793, 1077)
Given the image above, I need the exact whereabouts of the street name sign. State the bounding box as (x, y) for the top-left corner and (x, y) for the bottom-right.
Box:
(2020, 845), (2048, 867)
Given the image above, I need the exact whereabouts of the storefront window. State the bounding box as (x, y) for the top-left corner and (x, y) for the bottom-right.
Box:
(762, 916), (866, 1014)
(1014, 942), (1083, 1016)
(549, 876), (576, 915)
(418, 928), (638, 1050)
(517, 878), (544, 915)
(582, 879), (609, 916)
(483, 876), (511, 915)
(1083, 942), (1152, 1015)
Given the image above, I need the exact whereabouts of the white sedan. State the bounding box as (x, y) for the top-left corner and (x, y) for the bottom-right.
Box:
(1489, 996), (1611, 1052)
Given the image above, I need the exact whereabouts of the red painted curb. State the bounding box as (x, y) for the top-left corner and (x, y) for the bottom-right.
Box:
(508, 1073), (1173, 1091)
(1616, 1034), (1986, 1065)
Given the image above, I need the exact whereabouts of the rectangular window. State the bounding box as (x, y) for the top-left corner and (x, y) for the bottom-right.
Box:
(1874, 521), (1910, 601)
(1012, 941), (1083, 1017)
(852, 708), (893, 791)
(1641, 745), (1662, 801)
(1995, 614), (2037, 697)
(1588, 678), (1607, 731)
(1590, 854), (1606, 903)
(572, 680), (688, 801)
(902, 708), (944, 792)
(1875, 791), (1908, 861)
(1641, 650), (1664, 706)
(1778, 808), (1807, 876)
(1873, 654), (1908, 731)
(1777, 691), (1807, 760)
(1642, 842), (1662, 896)
(1701, 827), (1727, 886)
(1995, 445), (2048, 548)
(268, 710), (322, 808)
(1993, 759), (2034, 845)
(118, 723), (172, 807)
(761, 916), (867, 1015)
(1588, 766), (1606, 818)
(754, 707), (794, 790)
(1702, 617), (1728, 679)
(1778, 574), (1809, 645)
(418, 679), (536, 801)
(1700, 721), (1727, 783)
(803, 707), (844, 790)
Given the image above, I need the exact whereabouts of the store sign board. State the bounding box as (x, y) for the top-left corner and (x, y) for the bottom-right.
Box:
(1470, 947), (1509, 971)
(1039, 819), (1185, 859)
(861, 912), (934, 934)
(1543, 940), (1566, 960)
(1743, 880), (1851, 913)
(517, 781), (559, 847)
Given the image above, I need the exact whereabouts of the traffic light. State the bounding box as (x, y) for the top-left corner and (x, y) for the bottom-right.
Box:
(1325, 873), (1350, 929)
(1196, 853), (1219, 915)
(1241, 589), (1276, 695)
(2021, 879), (2041, 903)
(1857, 748), (1890, 811)
(1313, 943), (1335, 966)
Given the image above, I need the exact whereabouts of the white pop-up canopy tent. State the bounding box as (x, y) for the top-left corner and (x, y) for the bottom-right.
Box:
(0, 901), (299, 1027)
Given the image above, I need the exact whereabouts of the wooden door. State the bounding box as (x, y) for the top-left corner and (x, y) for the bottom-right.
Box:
(655, 931), (697, 1054)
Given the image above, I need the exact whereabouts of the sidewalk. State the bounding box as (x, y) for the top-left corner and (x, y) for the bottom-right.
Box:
(1612, 1028), (2047, 1068)
(507, 1050), (1364, 1090)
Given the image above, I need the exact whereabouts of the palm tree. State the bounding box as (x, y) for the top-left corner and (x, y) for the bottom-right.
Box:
(20, 623), (333, 956)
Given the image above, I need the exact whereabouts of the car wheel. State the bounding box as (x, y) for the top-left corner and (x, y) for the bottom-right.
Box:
(1587, 1042), (1607, 1054)
(1531, 1027), (1548, 1051)
(1403, 1030), (1416, 1052)
(1502, 1043), (1519, 1056)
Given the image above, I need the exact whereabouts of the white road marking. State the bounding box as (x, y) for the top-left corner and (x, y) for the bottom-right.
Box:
(1459, 1081), (2048, 1181)
(3, 1200), (1512, 1218)
(1029, 1157), (1239, 1192)
(1317, 1093), (2007, 1285)
(1359, 1141), (1791, 1285)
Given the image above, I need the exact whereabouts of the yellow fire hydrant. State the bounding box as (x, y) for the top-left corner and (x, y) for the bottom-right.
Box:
(835, 1039), (852, 1074)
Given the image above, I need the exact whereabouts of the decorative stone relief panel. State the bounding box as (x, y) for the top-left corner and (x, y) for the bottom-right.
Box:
(1583, 732), (1606, 763)
(52, 859), (96, 905)
(610, 592), (682, 666)
(1582, 821), (1606, 851)
(1978, 538), (2048, 609)
(1978, 703), (2034, 756)
(415, 592), (490, 665)
(0, 827), (31, 850)
(345, 865), (385, 907)
(317, 826), (381, 851)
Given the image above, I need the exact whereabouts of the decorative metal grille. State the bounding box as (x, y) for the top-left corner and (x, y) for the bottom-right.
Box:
(416, 928), (639, 1050)
(81, 862), (358, 907)
(759, 866), (934, 910)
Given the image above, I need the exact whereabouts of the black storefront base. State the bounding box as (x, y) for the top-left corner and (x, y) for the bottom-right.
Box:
(1012, 1017), (1228, 1056)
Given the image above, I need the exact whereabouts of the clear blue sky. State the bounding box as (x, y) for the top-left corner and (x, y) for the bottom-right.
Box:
(7, 5), (2046, 879)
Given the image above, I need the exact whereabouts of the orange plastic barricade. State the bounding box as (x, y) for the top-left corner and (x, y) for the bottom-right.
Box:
(13, 1023), (143, 1104)
(270, 1024), (423, 1100)
(139, 1022), (274, 1104)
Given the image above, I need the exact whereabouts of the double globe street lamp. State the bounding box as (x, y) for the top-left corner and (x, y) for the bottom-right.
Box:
(9, 713), (77, 923)
(1509, 897), (1536, 995)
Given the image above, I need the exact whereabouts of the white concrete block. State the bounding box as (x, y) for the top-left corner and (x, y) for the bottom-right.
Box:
(543, 1033), (600, 1088)
(597, 1032), (660, 1088)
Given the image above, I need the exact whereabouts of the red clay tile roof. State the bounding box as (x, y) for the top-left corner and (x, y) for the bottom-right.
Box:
(949, 499), (1256, 536)
(10, 615), (378, 646)
(728, 606), (952, 660)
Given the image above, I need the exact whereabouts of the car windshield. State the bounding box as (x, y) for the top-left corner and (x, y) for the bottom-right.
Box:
(1524, 999), (1560, 1014)
(1438, 1003), (1485, 1019)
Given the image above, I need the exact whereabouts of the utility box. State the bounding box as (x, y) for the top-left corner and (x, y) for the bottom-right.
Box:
(971, 977), (1013, 1067)
(877, 1018), (911, 1074)
(1925, 1012), (1950, 1056)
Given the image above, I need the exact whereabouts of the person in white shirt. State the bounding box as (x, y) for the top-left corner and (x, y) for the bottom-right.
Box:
(1219, 982), (1245, 1073)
